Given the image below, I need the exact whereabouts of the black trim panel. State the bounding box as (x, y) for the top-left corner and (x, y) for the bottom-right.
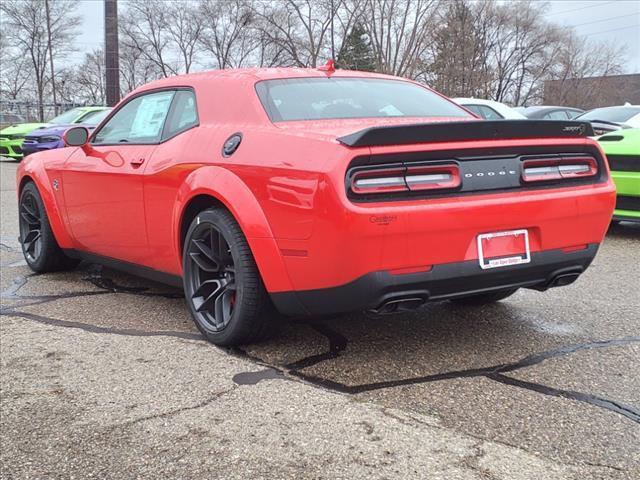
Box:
(607, 154), (640, 172)
(63, 249), (183, 288)
(616, 195), (640, 212)
(337, 120), (594, 147)
(270, 245), (599, 316)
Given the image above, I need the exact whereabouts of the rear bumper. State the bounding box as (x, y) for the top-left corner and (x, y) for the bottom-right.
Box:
(271, 245), (599, 316)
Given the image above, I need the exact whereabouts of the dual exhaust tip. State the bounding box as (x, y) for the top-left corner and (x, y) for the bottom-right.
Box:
(370, 271), (582, 314)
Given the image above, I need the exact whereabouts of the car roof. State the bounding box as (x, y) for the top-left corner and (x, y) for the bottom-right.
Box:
(137, 67), (415, 93)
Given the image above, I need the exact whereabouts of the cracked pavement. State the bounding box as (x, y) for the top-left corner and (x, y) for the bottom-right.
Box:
(1, 158), (639, 479)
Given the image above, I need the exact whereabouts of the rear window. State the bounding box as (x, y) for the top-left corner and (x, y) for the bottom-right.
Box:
(256, 78), (471, 122)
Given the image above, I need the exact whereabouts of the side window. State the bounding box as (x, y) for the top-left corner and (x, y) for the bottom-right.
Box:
(544, 110), (569, 120)
(478, 105), (504, 120)
(93, 91), (174, 144)
(163, 90), (199, 140)
(463, 105), (483, 117)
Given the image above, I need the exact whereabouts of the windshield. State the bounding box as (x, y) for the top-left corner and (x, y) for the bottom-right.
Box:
(48, 108), (86, 125)
(576, 106), (640, 123)
(256, 78), (471, 122)
(81, 109), (110, 126)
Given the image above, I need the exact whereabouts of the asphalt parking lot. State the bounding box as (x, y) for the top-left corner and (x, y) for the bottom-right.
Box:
(1, 158), (638, 479)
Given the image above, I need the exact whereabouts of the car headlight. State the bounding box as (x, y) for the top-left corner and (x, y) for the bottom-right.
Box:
(40, 136), (61, 143)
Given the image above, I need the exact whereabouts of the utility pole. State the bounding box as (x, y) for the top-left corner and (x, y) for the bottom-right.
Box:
(104, 0), (120, 106)
(44, 0), (57, 115)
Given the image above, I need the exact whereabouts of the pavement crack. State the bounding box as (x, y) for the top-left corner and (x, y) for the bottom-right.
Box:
(1, 310), (202, 341)
(109, 386), (237, 430)
(335, 336), (640, 395)
(488, 373), (640, 424)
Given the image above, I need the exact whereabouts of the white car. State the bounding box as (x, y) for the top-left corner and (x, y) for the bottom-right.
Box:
(574, 105), (640, 136)
(453, 98), (526, 120)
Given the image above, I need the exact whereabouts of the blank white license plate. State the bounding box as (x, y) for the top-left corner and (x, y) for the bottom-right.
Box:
(477, 229), (531, 270)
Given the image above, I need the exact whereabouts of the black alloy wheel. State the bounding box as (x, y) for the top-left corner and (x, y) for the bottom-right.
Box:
(18, 182), (79, 272)
(19, 189), (43, 263)
(182, 208), (275, 345)
(186, 222), (237, 332)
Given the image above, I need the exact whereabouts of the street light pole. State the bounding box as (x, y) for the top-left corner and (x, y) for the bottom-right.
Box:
(104, 0), (120, 106)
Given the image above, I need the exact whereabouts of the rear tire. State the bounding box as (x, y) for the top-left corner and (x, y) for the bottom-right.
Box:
(182, 208), (276, 346)
(19, 182), (79, 273)
(450, 287), (518, 306)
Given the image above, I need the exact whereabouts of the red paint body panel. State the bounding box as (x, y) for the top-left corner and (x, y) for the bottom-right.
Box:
(16, 68), (615, 300)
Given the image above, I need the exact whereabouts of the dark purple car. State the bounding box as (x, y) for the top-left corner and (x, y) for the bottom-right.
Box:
(22, 108), (111, 156)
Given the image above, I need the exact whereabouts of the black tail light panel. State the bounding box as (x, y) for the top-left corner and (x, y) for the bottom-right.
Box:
(346, 145), (607, 202)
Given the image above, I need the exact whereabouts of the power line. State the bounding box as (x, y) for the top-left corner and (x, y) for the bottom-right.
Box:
(571, 13), (634, 28)
(550, 0), (617, 16)
(581, 24), (640, 37)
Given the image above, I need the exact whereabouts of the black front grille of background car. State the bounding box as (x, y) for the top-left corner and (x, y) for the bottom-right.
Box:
(607, 155), (640, 172)
(0, 146), (9, 154)
(346, 144), (608, 202)
(616, 195), (640, 212)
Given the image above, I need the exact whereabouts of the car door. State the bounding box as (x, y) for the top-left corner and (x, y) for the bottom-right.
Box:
(142, 89), (201, 274)
(62, 90), (175, 264)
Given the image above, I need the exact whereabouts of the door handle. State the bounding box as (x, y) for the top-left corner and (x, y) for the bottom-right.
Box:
(130, 157), (145, 167)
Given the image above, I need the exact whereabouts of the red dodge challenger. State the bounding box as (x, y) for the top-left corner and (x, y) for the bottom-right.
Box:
(17, 67), (616, 345)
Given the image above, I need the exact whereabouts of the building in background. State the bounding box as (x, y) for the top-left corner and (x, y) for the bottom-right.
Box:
(544, 73), (640, 110)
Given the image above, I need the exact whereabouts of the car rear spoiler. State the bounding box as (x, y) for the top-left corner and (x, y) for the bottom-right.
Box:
(337, 120), (595, 147)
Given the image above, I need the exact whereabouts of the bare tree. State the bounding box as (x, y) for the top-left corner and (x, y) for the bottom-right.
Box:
(0, 0), (79, 120)
(0, 32), (32, 100)
(252, 0), (361, 68)
(166, 2), (204, 73)
(199, 0), (260, 69)
(426, 0), (493, 97)
(118, 42), (161, 95)
(543, 32), (625, 107)
(361, 0), (438, 77)
(73, 49), (106, 104)
(119, 0), (178, 78)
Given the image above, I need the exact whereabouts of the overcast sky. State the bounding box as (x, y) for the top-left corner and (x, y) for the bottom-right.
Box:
(72, 0), (640, 73)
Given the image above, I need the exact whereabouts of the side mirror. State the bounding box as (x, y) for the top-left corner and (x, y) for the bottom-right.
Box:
(63, 126), (89, 147)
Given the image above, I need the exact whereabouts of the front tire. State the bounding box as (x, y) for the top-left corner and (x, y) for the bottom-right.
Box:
(19, 182), (79, 272)
(450, 287), (518, 306)
(182, 208), (275, 346)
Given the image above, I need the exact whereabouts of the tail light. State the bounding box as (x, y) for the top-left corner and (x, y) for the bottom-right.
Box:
(351, 166), (407, 194)
(522, 156), (597, 183)
(350, 163), (460, 195)
(405, 164), (460, 191)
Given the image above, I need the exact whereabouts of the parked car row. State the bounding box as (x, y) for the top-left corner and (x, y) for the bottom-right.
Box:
(0, 106), (111, 159)
(453, 98), (640, 135)
(452, 98), (639, 224)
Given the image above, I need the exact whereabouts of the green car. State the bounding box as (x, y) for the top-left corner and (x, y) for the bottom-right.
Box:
(0, 106), (109, 160)
(598, 128), (640, 223)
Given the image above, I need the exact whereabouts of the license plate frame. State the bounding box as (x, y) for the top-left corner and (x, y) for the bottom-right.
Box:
(477, 229), (531, 270)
